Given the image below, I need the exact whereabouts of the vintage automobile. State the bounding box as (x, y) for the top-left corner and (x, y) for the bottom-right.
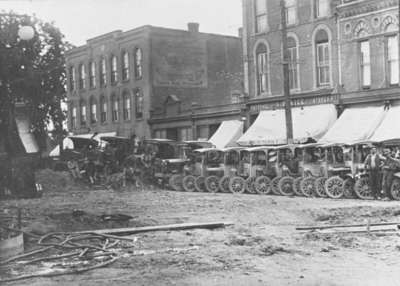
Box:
(219, 147), (250, 194)
(251, 146), (279, 195)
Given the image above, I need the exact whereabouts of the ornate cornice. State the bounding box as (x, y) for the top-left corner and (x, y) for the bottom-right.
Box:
(338, 0), (398, 19)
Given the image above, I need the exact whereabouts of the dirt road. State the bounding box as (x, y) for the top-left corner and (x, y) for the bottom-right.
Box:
(3, 178), (400, 285)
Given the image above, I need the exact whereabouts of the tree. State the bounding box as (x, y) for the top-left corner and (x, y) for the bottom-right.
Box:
(0, 11), (72, 154)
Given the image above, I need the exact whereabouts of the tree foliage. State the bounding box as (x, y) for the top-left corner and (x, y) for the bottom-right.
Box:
(0, 11), (73, 149)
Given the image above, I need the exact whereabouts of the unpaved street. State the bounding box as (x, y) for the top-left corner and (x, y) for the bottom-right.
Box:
(3, 172), (400, 286)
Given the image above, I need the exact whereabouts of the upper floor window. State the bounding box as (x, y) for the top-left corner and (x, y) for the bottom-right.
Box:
(122, 51), (130, 81)
(387, 35), (399, 85)
(78, 64), (86, 89)
(111, 55), (118, 84)
(69, 66), (76, 91)
(255, 43), (269, 95)
(89, 61), (96, 88)
(99, 57), (107, 87)
(287, 36), (299, 90)
(315, 29), (330, 87)
(90, 97), (97, 124)
(80, 101), (87, 126)
(135, 88), (144, 119)
(134, 48), (143, 79)
(255, 0), (267, 33)
(315, 0), (329, 18)
(359, 40), (371, 88)
(111, 95), (119, 122)
(122, 91), (131, 120)
(100, 95), (107, 123)
(284, 0), (296, 26)
(71, 105), (77, 129)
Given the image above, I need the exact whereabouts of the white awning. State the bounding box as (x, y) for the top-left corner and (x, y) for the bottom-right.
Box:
(15, 116), (39, 154)
(319, 105), (386, 145)
(208, 120), (243, 149)
(237, 104), (337, 146)
(370, 105), (400, 143)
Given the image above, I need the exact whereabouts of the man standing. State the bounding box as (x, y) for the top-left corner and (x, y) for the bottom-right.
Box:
(381, 148), (400, 199)
(364, 146), (383, 199)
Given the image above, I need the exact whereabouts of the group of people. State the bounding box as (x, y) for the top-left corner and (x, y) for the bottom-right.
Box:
(364, 146), (400, 199)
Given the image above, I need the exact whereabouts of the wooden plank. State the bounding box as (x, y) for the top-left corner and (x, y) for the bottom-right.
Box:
(296, 222), (400, 231)
(316, 224), (399, 234)
(76, 221), (234, 236)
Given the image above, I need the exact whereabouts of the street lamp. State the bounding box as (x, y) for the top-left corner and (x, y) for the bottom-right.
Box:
(18, 25), (35, 41)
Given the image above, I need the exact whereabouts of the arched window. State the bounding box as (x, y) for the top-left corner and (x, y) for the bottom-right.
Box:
(69, 66), (76, 91)
(122, 91), (131, 120)
(80, 100), (87, 126)
(287, 36), (298, 90)
(122, 51), (130, 81)
(134, 48), (143, 79)
(111, 94), (119, 122)
(100, 95), (107, 123)
(90, 97), (97, 124)
(89, 61), (96, 88)
(135, 88), (143, 119)
(99, 57), (107, 87)
(315, 29), (330, 87)
(110, 55), (118, 84)
(79, 63), (86, 89)
(255, 43), (269, 95)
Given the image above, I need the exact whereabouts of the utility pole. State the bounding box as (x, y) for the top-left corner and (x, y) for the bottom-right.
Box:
(280, 0), (294, 144)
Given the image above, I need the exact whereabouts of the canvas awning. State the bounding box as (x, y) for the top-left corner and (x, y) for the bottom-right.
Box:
(208, 120), (243, 149)
(319, 105), (386, 145)
(370, 104), (400, 143)
(15, 116), (39, 154)
(237, 104), (337, 146)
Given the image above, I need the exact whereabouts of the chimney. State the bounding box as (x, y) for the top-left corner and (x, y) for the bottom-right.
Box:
(188, 22), (199, 33)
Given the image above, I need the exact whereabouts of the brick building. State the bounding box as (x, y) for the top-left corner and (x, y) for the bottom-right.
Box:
(65, 24), (243, 141)
(239, 0), (400, 145)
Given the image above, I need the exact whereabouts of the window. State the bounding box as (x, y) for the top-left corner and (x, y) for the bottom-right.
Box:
(122, 51), (130, 81)
(287, 37), (299, 90)
(315, 29), (330, 87)
(111, 95), (119, 122)
(90, 97), (97, 124)
(179, 127), (193, 141)
(111, 55), (118, 84)
(154, 129), (166, 139)
(255, 0), (267, 33)
(135, 88), (144, 119)
(315, 0), (329, 18)
(78, 64), (86, 89)
(100, 96), (107, 123)
(255, 43), (269, 95)
(285, 0), (296, 26)
(99, 57), (107, 87)
(69, 66), (76, 91)
(134, 48), (143, 79)
(71, 106), (77, 129)
(89, 61), (96, 88)
(387, 35), (399, 85)
(122, 92), (131, 120)
(360, 40), (371, 88)
(80, 102), (87, 126)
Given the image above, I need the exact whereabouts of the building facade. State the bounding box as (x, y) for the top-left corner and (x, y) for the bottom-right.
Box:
(242, 0), (400, 123)
(66, 24), (242, 141)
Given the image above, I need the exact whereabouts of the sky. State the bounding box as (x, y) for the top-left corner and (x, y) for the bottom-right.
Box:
(0, 0), (243, 46)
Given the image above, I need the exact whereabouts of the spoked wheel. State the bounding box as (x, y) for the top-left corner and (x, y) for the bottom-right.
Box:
(325, 176), (344, 199)
(300, 177), (316, 197)
(169, 174), (183, 191)
(182, 175), (197, 192)
(229, 176), (246, 194)
(354, 177), (373, 200)
(278, 176), (295, 196)
(194, 176), (206, 192)
(254, 176), (272, 195)
(314, 177), (328, 198)
(293, 177), (303, 196)
(245, 177), (257, 194)
(271, 177), (282, 195)
(219, 176), (231, 193)
(343, 178), (356, 199)
(390, 178), (400, 200)
(205, 176), (220, 193)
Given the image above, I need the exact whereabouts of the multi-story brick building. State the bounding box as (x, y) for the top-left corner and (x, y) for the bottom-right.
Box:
(66, 24), (243, 141)
(239, 0), (400, 145)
